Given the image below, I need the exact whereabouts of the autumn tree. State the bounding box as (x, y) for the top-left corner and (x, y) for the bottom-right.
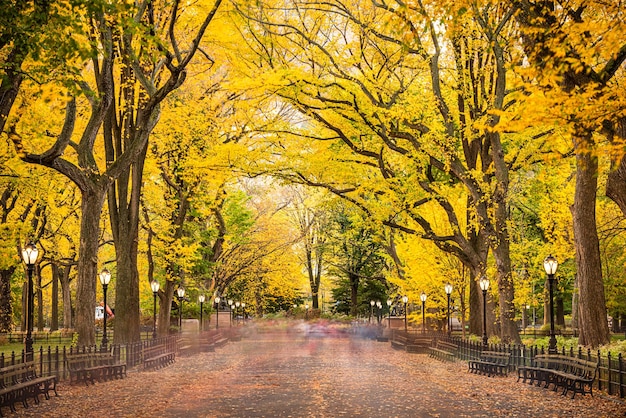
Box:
(513, 0), (626, 347)
(232, 0), (525, 341)
(9, 0), (223, 345)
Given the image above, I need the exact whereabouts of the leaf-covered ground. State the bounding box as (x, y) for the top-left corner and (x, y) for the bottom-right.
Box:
(12, 329), (626, 417)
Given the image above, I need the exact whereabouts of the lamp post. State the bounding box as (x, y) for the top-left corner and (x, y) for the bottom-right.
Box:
(402, 296), (409, 332)
(177, 287), (185, 333)
(228, 299), (234, 326)
(241, 302), (246, 323)
(387, 299), (392, 328)
(199, 295), (205, 332)
(420, 292), (427, 334)
(376, 301), (382, 324)
(479, 276), (490, 346)
(235, 301), (240, 325)
(444, 283), (453, 335)
(151, 280), (160, 339)
(99, 268), (111, 351)
(544, 254), (559, 354)
(369, 300), (375, 323)
(215, 296), (221, 329)
(21, 242), (38, 361)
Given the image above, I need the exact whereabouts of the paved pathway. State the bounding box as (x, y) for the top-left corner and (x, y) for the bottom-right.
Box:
(13, 327), (626, 417)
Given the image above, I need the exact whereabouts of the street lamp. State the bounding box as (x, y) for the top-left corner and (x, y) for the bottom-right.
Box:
(177, 287), (185, 333)
(376, 301), (382, 324)
(241, 302), (246, 323)
(420, 292), (427, 334)
(99, 268), (112, 351)
(402, 296), (409, 332)
(369, 300), (375, 323)
(387, 299), (392, 328)
(235, 301), (241, 325)
(444, 283), (453, 335)
(215, 296), (221, 329)
(199, 295), (205, 332)
(479, 276), (490, 346)
(21, 242), (38, 360)
(228, 299), (234, 326)
(150, 280), (160, 339)
(544, 254), (559, 354)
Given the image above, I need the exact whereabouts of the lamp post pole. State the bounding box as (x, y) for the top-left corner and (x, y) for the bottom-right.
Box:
(479, 276), (490, 346)
(151, 280), (159, 339)
(235, 301), (240, 325)
(99, 268), (111, 352)
(177, 287), (185, 333)
(369, 300), (374, 323)
(420, 292), (427, 334)
(444, 283), (453, 336)
(376, 301), (382, 324)
(241, 302), (246, 323)
(402, 296), (408, 333)
(544, 255), (559, 354)
(387, 299), (392, 328)
(21, 242), (38, 361)
(215, 296), (220, 329)
(228, 300), (234, 326)
(199, 295), (205, 332)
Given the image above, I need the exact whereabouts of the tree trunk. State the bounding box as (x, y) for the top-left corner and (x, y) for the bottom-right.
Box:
(51, 264), (59, 331)
(492, 244), (520, 344)
(60, 264), (72, 329)
(0, 267), (14, 332)
(158, 280), (175, 336)
(571, 136), (610, 347)
(571, 274), (579, 331)
(556, 295), (565, 328)
(349, 273), (359, 317)
(36, 266), (44, 331)
(75, 189), (107, 346)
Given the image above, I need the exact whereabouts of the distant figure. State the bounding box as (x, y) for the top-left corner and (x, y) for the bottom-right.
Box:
(100, 301), (115, 319)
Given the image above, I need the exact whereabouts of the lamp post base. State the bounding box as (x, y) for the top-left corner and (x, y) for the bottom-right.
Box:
(548, 335), (558, 354)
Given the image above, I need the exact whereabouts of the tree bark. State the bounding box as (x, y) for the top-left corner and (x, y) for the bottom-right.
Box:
(0, 267), (14, 332)
(74, 189), (107, 345)
(571, 274), (579, 331)
(50, 264), (59, 331)
(571, 135), (610, 347)
(60, 264), (73, 329)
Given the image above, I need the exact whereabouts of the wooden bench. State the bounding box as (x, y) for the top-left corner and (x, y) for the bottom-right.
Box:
(0, 361), (57, 415)
(517, 354), (598, 398)
(390, 333), (431, 353)
(143, 344), (176, 370)
(429, 340), (458, 362)
(468, 351), (511, 377)
(204, 332), (229, 351)
(65, 352), (126, 385)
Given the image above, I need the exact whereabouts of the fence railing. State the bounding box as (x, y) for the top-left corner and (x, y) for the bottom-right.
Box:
(0, 335), (179, 381)
(446, 336), (626, 399)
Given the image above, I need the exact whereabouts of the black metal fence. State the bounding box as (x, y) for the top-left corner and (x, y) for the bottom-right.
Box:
(0, 335), (178, 381)
(447, 335), (626, 399)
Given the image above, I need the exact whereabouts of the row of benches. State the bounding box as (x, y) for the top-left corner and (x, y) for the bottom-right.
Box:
(179, 331), (229, 357)
(390, 334), (459, 361)
(517, 354), (598, 399)
(0, 361), (57, 416)
(388, 334), (598, 399)
(0, 333), (234, 414)
(66, 352), (127, 385)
